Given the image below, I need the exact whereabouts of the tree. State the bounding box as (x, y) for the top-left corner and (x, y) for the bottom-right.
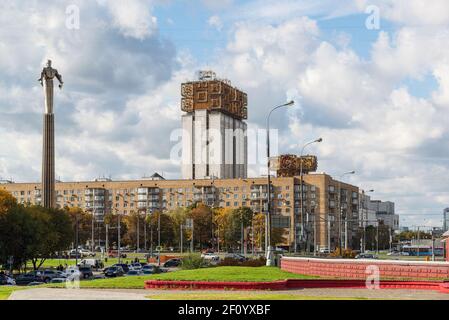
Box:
(66, 207), (94, 247)
(27, 206), (72, 270)
(102, 212), (127, 250)
(0, 190), (17, 215)
(232, 207), (254, 252)
(213, 208), (235, 251)
(252, 213), (265, 251)
(272, 228), (287, 247)
(167, 207), (189, 250)
(189, 203), (213, 250)
(147, 211), (175, 249)
(0, 205), (72, 271)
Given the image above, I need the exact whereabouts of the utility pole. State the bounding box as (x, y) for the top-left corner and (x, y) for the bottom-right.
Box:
(376, 221), (379, 254)
(180, 224), (183, 254)
(105, 223), (109, 259)
(144, 209), (147, 252)
(75, 213), (79, 265)
(344, 218), (348, 250)
(137, 210), (140, 252)
(191, 219), (194, 253)
(118, 213), (121, 264)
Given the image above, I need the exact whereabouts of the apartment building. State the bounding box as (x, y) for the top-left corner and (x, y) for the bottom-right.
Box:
(369, 200), (399, 230)
(1, 173), (359, 250)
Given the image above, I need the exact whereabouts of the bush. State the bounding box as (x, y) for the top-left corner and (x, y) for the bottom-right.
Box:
(330, 248), (357, 259)
(180, 254), (210, 270)
(218, 256), (266, 267)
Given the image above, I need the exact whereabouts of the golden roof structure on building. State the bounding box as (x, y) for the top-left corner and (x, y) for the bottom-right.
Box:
(181, 71), (248, 120)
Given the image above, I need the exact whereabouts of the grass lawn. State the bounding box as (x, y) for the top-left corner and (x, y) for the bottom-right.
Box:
(147, 293), (369, 300)
(0, 287), (24, 300)
(47, 266), (317, 289)
(147, 266), (317, 282)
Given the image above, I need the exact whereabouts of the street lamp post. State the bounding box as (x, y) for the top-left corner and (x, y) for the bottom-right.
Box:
(298, 138), (322, 254)
(337, 171), (355, 253)
(266, 100), (295, 266)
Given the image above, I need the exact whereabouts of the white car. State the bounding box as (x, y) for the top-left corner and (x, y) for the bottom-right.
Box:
(0, 275), (16, 286)
(201, 253), (220, 261)
(64, 267), (81, 279)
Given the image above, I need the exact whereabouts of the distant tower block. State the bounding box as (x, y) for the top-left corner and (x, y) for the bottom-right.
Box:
(181, 71), (248, 180)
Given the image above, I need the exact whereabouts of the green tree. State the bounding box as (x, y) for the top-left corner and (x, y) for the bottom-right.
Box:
(0, 205), (72, 271)
(167, 207), (189, 250)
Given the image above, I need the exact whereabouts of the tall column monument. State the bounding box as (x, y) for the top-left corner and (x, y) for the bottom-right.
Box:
(38, 60), (63, 209)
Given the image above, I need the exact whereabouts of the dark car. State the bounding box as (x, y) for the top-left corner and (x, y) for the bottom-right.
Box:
(112, 263), (129, 273)
(15, 272), (44, 286)
(127, 270), (143, 276)
(78, 266), (93, 279)
(163, 258), (181, 268)
(142, 265), (161, 275)
(355, 253), (378, 259)
(41, 270), (67, 283)
(224, 253), (247, 262)
(104, 266), (124, 278)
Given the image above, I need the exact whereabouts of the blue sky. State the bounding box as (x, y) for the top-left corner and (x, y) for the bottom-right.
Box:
(0, 0), (448, 228)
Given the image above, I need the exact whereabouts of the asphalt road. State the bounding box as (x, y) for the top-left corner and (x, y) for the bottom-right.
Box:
(8, 288), (449, 300)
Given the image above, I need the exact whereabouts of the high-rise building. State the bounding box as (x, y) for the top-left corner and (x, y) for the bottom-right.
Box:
(181, 71), (248, 180)
(369, 200), (399, 230)
(444, 208), (449, 232)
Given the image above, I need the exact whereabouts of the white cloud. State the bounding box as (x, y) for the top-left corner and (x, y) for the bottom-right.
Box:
(98, 0), (158, 40)
(1, 0), (449, 228)
(208, 15), (223, 31)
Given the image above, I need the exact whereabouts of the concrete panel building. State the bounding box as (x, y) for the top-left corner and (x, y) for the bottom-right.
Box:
(444, 208), (449, 232)
(1, 173), (359, 250)
(369, 200), (399, 230)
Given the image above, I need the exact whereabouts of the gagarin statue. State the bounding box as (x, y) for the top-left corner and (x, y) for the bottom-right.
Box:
(38, 60), (63, 114)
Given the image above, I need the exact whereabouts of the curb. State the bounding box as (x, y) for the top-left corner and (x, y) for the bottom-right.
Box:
(144, 279), (449, 293)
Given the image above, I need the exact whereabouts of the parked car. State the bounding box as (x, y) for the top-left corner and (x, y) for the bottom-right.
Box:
(40, 270), (67, 283)
(355, 253), (378, 259)
(201, 252), (220, 261)
(77, 259), (104, 270)
(15, 272), (44, 286)
(142, 265), (161, 275)
(319, 248), (330, 254)
(69, 249), (95, 258)
(130, 262), (143, 270)
(104, 266), (125, 278)
(224, 253), (247, 262)
(112, 263), (130, 273)
(127, 270), (143, 276)
(64, 267), (82, 279)
(78, 266), (93, 279)
(163, 258), (182, 268)
(0, 274), (16, 286)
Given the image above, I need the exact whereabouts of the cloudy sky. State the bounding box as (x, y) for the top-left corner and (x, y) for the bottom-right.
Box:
(1, 0), (448, 228)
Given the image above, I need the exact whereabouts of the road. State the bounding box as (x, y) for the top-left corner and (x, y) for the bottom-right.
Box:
(8, 287), (449, 300)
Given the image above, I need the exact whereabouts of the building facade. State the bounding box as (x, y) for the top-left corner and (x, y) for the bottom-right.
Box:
(1, 173), (359, 251)
(181, 71), (248, 180)
(358, 192), (378, 228)
(369, 200), (399, 230)
(444, 208), (449, 232)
